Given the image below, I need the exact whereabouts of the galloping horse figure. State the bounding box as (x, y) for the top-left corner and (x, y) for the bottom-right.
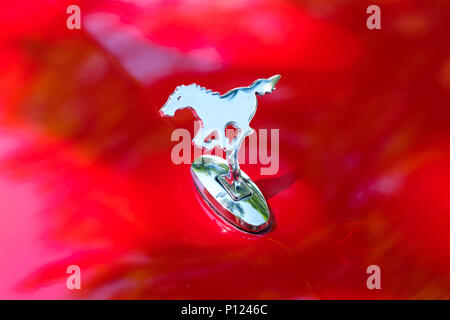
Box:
(160, 75), (281, 197)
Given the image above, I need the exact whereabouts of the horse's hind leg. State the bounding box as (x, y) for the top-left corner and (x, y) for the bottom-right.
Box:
(225, 124), (251, 151)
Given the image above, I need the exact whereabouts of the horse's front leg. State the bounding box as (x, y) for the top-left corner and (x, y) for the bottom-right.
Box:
(194, 128), (222, 151)
(192, 127), (205, 148)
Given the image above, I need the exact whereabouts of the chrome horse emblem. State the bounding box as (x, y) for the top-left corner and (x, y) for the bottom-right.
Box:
(160, 75), (280, 233)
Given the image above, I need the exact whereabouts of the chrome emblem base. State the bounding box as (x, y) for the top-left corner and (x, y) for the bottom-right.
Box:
(191, 155), (271, 233)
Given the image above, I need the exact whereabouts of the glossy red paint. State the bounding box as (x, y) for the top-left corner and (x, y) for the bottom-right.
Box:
(0, 0), (449, 299)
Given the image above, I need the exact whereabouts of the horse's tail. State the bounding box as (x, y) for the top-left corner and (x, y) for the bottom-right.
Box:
(249, 75), (281, 95)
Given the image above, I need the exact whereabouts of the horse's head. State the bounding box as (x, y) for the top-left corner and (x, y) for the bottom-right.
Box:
(251, 75), (281, 95)
(160, 85), (199, 117)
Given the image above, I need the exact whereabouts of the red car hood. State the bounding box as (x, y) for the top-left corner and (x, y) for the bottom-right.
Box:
(0, 0), (449, 299)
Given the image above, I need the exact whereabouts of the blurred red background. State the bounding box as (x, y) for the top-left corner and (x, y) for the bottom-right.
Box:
(0, 0), (449, 299)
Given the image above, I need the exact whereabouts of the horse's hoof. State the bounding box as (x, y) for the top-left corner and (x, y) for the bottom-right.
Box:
(191, 155), (271, 234)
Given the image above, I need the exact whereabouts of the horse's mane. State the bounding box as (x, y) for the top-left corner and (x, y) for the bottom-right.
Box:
(174, 83), (222, 105)
(188, 83), (220, 96)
